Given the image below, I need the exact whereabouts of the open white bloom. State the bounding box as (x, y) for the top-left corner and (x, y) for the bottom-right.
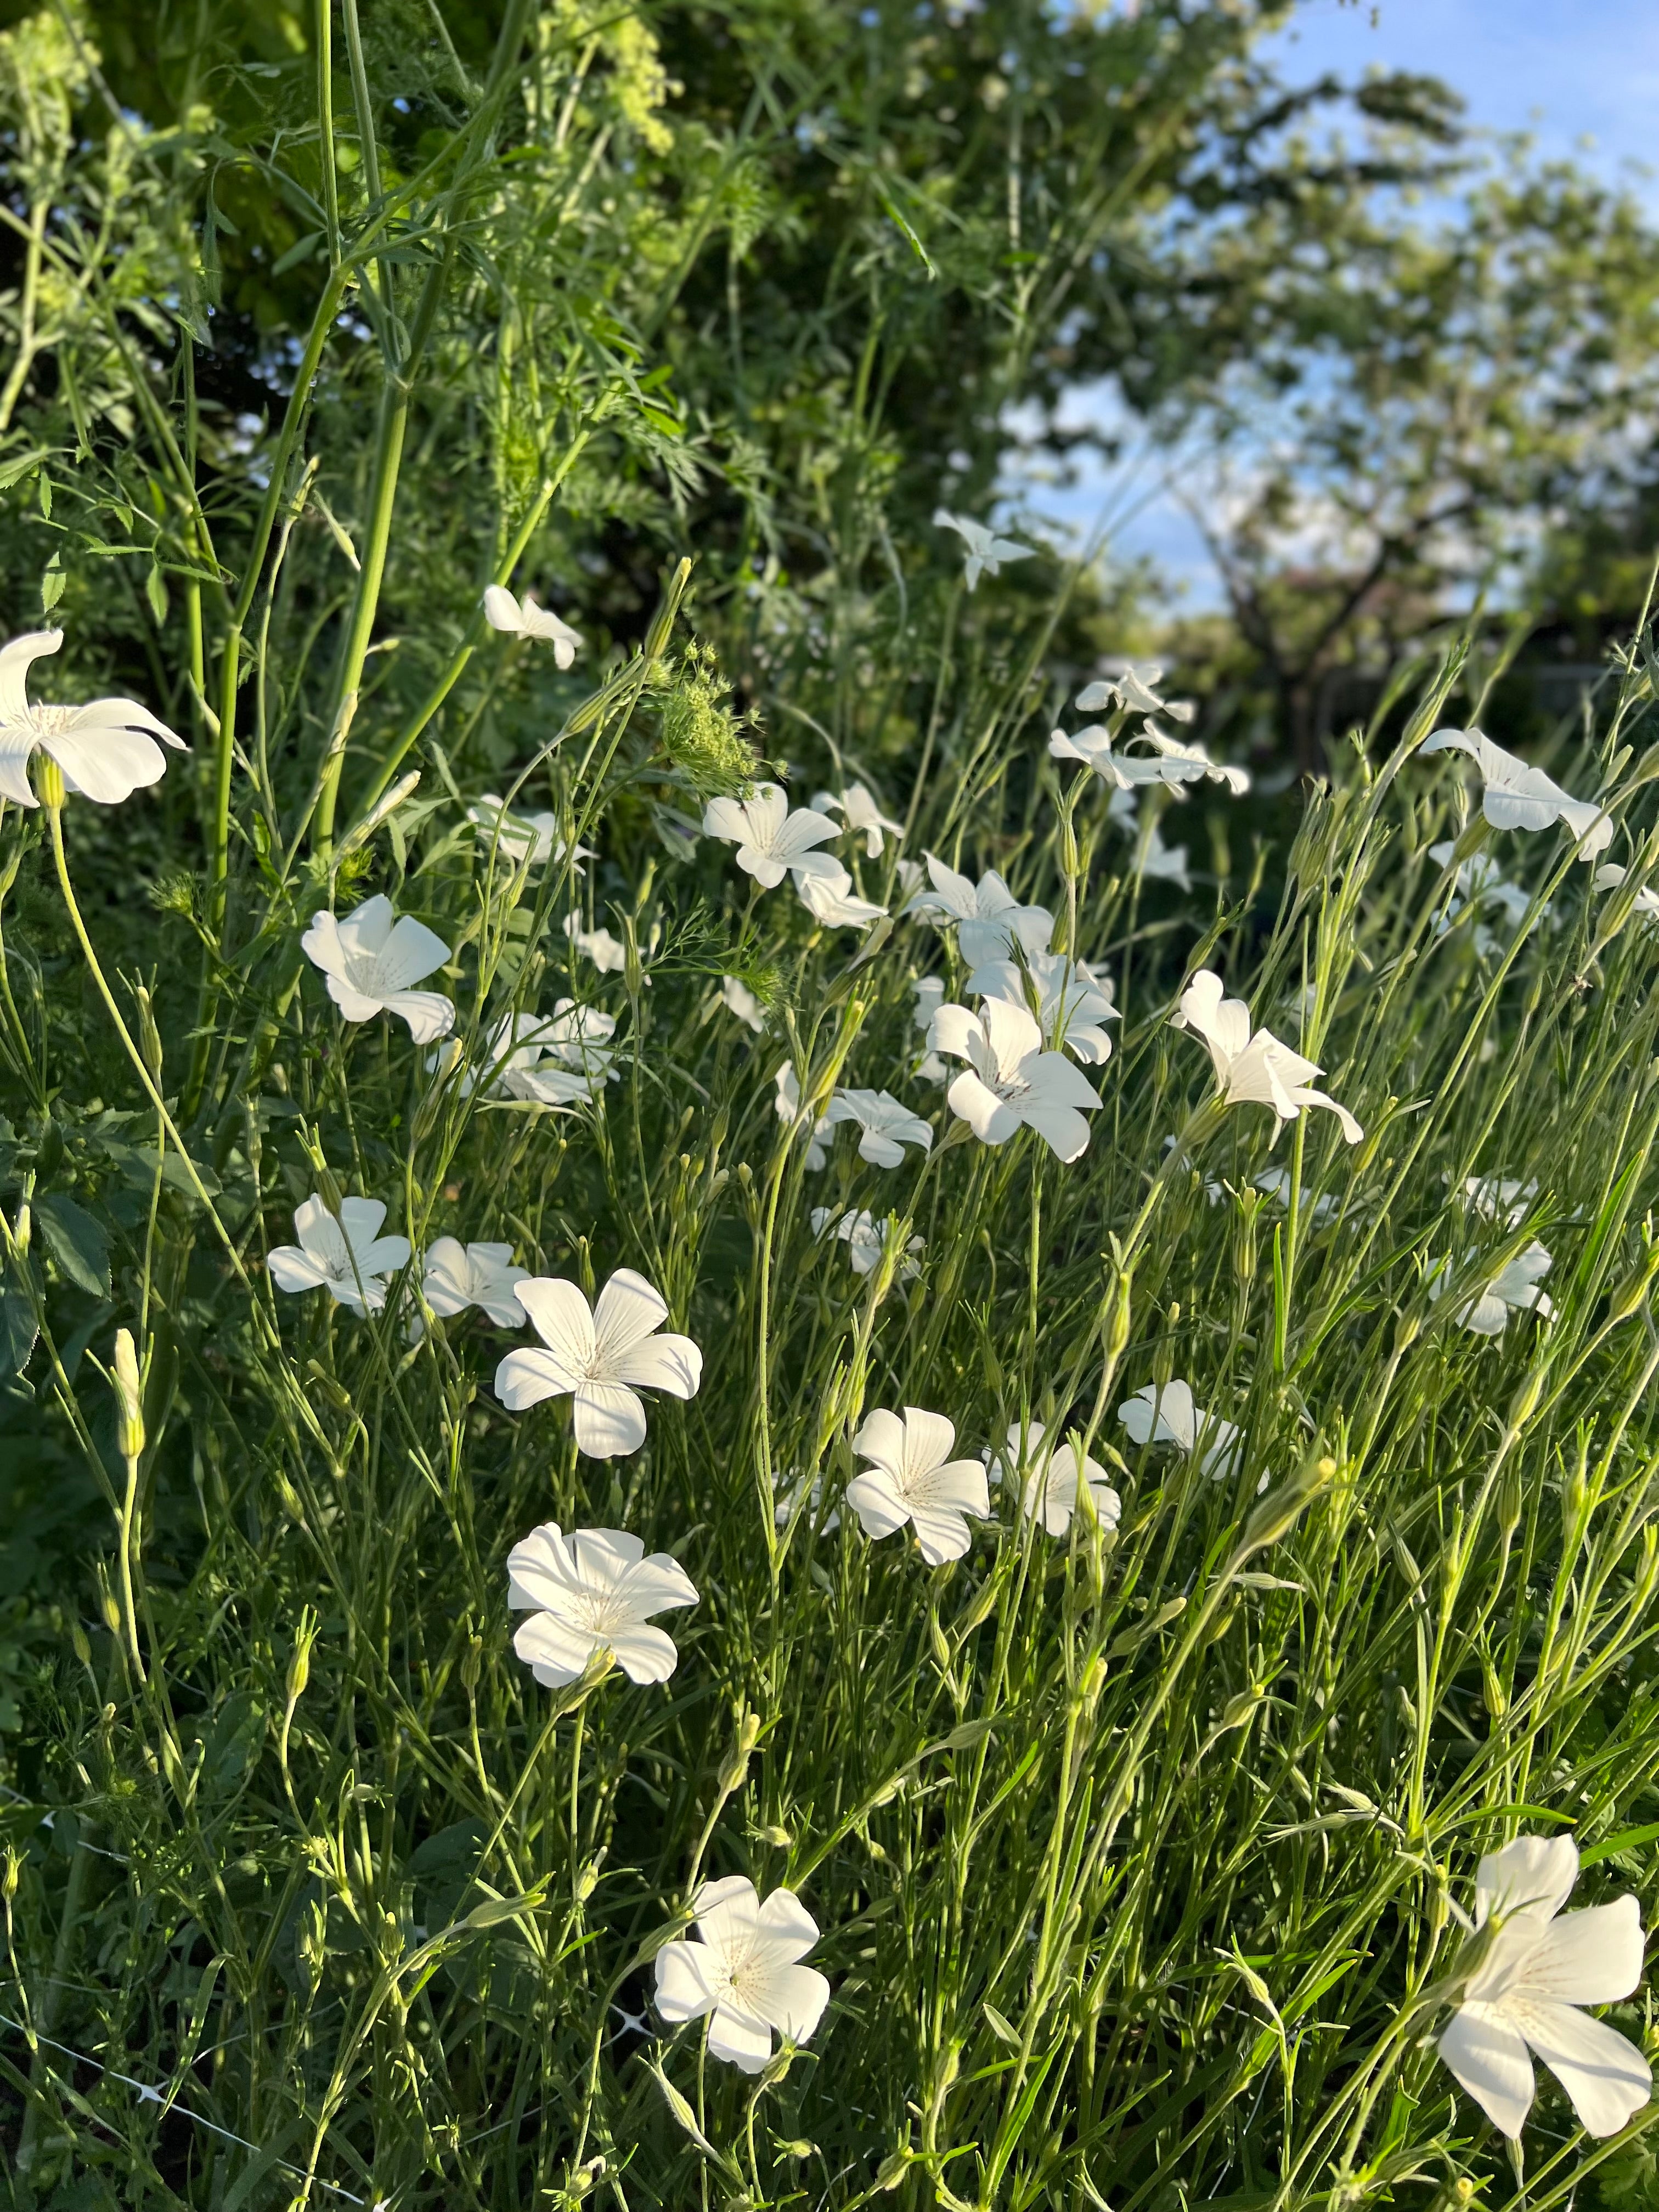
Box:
(848, 1407), (991, 1564)
(1118, 1380), (1242, 1480)
(1463, 1175), (1538, 1227)
(1133, 819), (1192, 890)
(1436, 1833), (1649, 2140)
(702, 783), (842, 889)
(496, 1268), (702, 1457)
(1077, 664), (1180, 719)
(471, 1004), (616, 1107)
(932, 507), (1032, 591)
(905, 855), (1053, 968)
(0, 630), (188, 808)
(268, 1196), (411, 1316)
(967, 950), (1118, 1064)
(721, 975), (765, 1031)
(564, 912), (628, 973)
(654, 1878), (831, 2073)
(992, 1419), (1120, 1538)
(811, 782), (905, 856)
(302, 895), (455, 1042)
(482, 584), (583, 667)
(1594, 861), (1659, 919)
(421, 1238), (529, 1326)
(467, 793), (591, 869)
(811, 1206), (924, 1279)
(508, 1522), (697, 1688)
(1049, 722), (1246, 795)
(1420, 728), (1612, 860)
(825, 1088), (933, 1168)
(1430, 1240), (1555, 1337)
(1254, 1169), (1337, 1227)
(1173, 970), (1362, 1145)
(931, 999), (1102, 1161)
(796, 863), (888, 929)
(776, 1063), (831, 1169)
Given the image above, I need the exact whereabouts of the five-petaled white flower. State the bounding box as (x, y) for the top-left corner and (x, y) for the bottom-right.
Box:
(776, 1063), (832, 1169)
(496, 1268), (702, 1457)
(654, 1877), (831, 2073)
(825, 1088), (933, 1168)
(1463, 1175), (1537, 1228)
(421, 1238), (530, 1326)
(992, 1419), (1121, 1538)
(482, 584), (583, 668)
(302, 895), (455, 1042)
(564, 913), (628, 973)
(1076, 665), (1193, 721)
(810, 1207), (924, 1279)
(1420, 728), (1612, 860)
(1172, 970), (1362, 1146)
(1118, 1380), (1242, 1480)
(930, 999), (1102, 1161)
(1050, 722), (1247, 795)
(1435, 1833), (1649, 2141)
(508, 1522), (698, 1688)
(847, 1407), (991, 1564)
(468, 1004), (617, 1108)
(967, 950), (1118, 1064)
(0, 630), (188, 809)
(811, 782), (905, 856)
(268, 1195), (411, 1316)
(702, 783), (843, 889)
(796, 864), (888, 929)
(906, 856), (1053, 969)
(721, 975), (765, 1031)
(467, 793), (590, 870)
(1430, 1240), (1555, 1337)
(932, 507), (1033, 591)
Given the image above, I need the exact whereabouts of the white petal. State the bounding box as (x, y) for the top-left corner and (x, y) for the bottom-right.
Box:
(763, 1961), (831, 2042)
(756, 1888), (820, 1958)
(1438, 2001), (1535, 2138)
(593, 1268), (670, 1360)
(44, 725), (169, 804)
(515, 1279), (597, 1376)
(374, 915), (452, 991)
(845, 1469), (912, 1541)
(1516, 1898), (1644, 2006)
(0, 628), (61, 722)
(908, 1503), (975, 1565)
(851, 1408), (907, 1480)
(495, 1347), (575, 1410)
(1511, 1995), (1652, 2135)
(0, 729), (38, 807)
(613, 1332), (702, 1400)
(1477, 1835), (1582, 1928)
(380, 990), (456, 1043)
(1019, 1101), (1092, 1162)
(513, 1612), (598, 1686)
(267, 1245), (329, 1294)
(607, 1622), (681, 1684)
(707, 2001), (775, 2072)
(654, 1939), (718, 2023)
(947, 1070), (1021, 1145)
(572, 1379), (649, 1457)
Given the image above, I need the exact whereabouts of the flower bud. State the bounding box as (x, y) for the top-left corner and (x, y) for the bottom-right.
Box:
(101, 1590), (122, 1637)
(718, 1710), (761, 1798)
(1505, 1365), (1545, 1438)
(70, 1621), (91, 1668)
(1104, 1268), (1132, 1361)
(1240, 1456), (1333, 1556)
(112, 1328), (145, 1459)
(131, 985), (163, 1081)
(34, 752), (65, 810)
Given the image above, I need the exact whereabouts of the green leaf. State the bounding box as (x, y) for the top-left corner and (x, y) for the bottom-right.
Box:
(36, 1193), (112, 1297)
(144, 563), (169, 624)
(0, 1282), (37, 1376)
(1579, 1820), (1659, 1868)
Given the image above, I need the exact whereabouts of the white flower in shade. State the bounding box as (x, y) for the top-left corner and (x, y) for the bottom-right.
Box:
(775, 1470), (840, 1536)
(895, 857), (927, 900)
(932, 507), (1032, 591)
(1435, 1833), (1649, 2141)
(905, 855), (1053, 968)
(930, 999), (1102, 1161)
(496, 1268), (702, 1457)
(1050, 723), (1246, 795)
(825, 1088), (933, 1168)
(0, 630), (188, 808)
(1117, 1380), (1242, 1480)
(1133, 819), (1192, 890)
(1463, 1175), (1538, 1228)
(776, 1063), (831, 1170)
(472, 1004), (617, 1107)
(421, 1238), (530, 1326)
(1428, 840), (1536, 934)
(302, 895), (455, 1042)
(811, 1206), (924, 1279)
(967, 950), (1118, 1064)
(564, 913), (628, 974)
(991, 1419), (1121, 1539)
(1254, 1169), (1337, 1227)
(1595, 860), (1659, 917)
(507, 1522), (697, 1688)
(1420, 728), (1612, 860)
(847, 1407), (991, 1564)
(1430, 1242), (1555, 1337)
(912, 976), (948, 1080)
(702, 783), (843, 889)
(721, 975), (765, 1031)
(795, 864), (888, 929)
(466, 793), (591, 869)
(482, 584), (583, 667)
(267, 1196), (411, 1316)
(654, 1878), (831, 2073)
(1076, 664), (1173, 718)
(811, 782), (905, 856)
(1172, 970), (1362, 1146)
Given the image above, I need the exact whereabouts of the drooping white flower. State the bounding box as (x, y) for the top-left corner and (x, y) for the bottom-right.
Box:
(847, 1407), (991, 1564)
(420, 1238), (530, 1326)
(507, 1522), (697, 1687)
(1420, 728), (1612, 860)
(267, 1195), (412, 1316)
(1049, 722), (1246, 795)
(930, 999), (1102, 1161)
(1462, 1175), (1538, 1228)
(469, 1003), (617, 1108)
(564, 912), (628, 974)
(776, 1063), (831, 1170)
(1172, 970), (1362, 1146)
(1076, 664), (1175, 718)
(302, 895), (456, 1042)
(654, 1877), (831, 2073)
(701, 783), (843, 889)
(932, 508), (1032, 591)
(824, 1088), (933, 1168)
(905, 855), (1053, 969)
(466, 793), (591, 869)
(1435, 1833), (1649, 2140)
(721, 975), (765, 1031)
(496, 1268), (703, 1457)
(1594, 861), (1659, 919)
(967, 950), (1118, 1064)
(811, 782), (905, 856)
(1430, 1241), (1555, 1337)
(482, 584), (583, 668)
(796, 863), (888, 929)
(1117, 1380), (1242, 1480)
(810, 1206), (923, 1279)
(0, 630), (188, 809)
(991, 1419), (1121, 1538)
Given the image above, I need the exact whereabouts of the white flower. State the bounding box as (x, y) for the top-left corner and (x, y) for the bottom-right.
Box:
(1172, 970), (1362, 1146)
(967, 950), (1118, 1064)
(1133, 820), (1192, 890)
(721, 975), (765, 1031)
(796, 863), (888, 929)
(496, 1267), (703, 1457)
(1430, 1240), (1555, 1337)
(847, 1407), (991, 1564)
(991, 1419), (1120, 1538)
(895, 857), (927, 900)
(932, 507), (1032, 591)
(905, 855), (1053, 968)
(701, 783), (843, 889)
(776, 1063), (832, 1170)
(775, 1470), (840, 1535)
(1420, 727), (1612, 860)
(268, 1195), (411, 1316)
(1253, 1169), (1337, 1227)
(0, 629), (187, 808)
(1435, 1833), (1649, 2140)
(1049, 722), (1246, 795)
(654, 1877), (831, 2073)
(466, 793), (591, 869)
(1594, 861), (1659, 918)
(564, 913), (628, 973)
(811, 782), (905, 856)
(1463, 1175), (1537, 1228)
(507, 1522), (697, 1687)
(470, 1003), (617, 1107)
(912, 976), (949, 1080)
(1117, 1380), (1242, 1480)
(421, 1238), (529, 1326)
(302, 895), (455, 1042)
(810, 1206), (923, 1279)
(930, 999), (1102, 1161)
(824, 1088), (933, 1168)
(482, 584), (583, 668)
(1076, 664), (1173, 718)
